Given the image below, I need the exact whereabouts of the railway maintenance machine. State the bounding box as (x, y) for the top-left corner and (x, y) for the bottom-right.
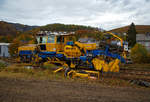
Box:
(18, 31), (126, 79)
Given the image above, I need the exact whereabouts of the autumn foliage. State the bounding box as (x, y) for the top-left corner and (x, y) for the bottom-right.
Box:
(131, 43), (150, 63)
(8, 39), (22, 57)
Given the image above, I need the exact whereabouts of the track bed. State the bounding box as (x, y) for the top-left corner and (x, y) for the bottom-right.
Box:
(0, 76), (150, 102)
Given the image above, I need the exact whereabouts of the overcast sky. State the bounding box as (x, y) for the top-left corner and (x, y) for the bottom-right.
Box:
(0, 0), (150, 30)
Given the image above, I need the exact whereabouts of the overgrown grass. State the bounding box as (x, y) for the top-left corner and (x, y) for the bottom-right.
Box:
(0, 63), (64, 80)
(0, 63), (147, 88)
(0, 61), (7, 71)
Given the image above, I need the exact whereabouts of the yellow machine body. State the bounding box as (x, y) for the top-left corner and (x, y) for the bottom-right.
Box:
(36, 34), (75, 52)
(67, 70), (100, 79)
(18, 44), (36, 52)
(18, 31), (126, 79)
(64, 45), (82, 58)
(92, 58), (120, 72)
(63, 41), (96, 58)
(75, 42), (96, 50)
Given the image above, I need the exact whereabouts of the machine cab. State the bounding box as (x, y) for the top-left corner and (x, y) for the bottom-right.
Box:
(36, 31), (75, 52)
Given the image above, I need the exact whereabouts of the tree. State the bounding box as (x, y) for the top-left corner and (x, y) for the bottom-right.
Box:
(8, 39), (22, 57)
(127, 22), (137, 47)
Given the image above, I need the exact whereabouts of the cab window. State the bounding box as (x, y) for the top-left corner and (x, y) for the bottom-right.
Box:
(36, 36), (46, 44)
(36, 37), (40, 44)
(57, 36), (64, 43)
(41, 36), (47, 43)
(47, 35), (55, 43)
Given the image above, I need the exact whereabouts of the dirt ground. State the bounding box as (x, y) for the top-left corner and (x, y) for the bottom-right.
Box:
(0, 76), (150, 102)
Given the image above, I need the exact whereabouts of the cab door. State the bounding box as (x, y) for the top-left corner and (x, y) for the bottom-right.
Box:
(56, 36), (65, 52)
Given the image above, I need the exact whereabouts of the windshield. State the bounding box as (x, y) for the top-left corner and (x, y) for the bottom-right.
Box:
(36, 36), (47, 44)
(47, 35), (55, 43)
(36, 37), (40, 44)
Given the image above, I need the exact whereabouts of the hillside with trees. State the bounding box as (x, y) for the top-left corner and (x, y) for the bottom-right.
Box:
(0, 21), (18, 36)
(109, 25), (150, 34)
(0, 21), (99, 43)
(8, 22), (39, 32)
(40, 23), (97, 31)
(0, 21), (19, 42)
(0, 21), (38, 43)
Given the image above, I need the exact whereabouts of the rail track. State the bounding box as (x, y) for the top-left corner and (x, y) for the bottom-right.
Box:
(116, 68), (150, 82)
(120, 68), (150, 76)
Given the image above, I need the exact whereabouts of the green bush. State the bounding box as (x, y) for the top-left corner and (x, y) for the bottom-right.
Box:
(0, 62), (6, 70)
(131, 43), (150, 63)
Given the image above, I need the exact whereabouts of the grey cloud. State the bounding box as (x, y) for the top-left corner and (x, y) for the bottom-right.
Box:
(145, 0), (150, 2)
(0, 0), (6, 8)
(0, 0), (150, 30)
